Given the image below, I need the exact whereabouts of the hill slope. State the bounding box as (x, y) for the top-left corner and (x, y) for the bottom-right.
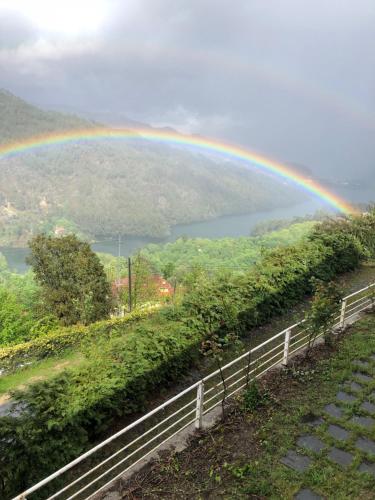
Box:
(0, 90), (303, 244)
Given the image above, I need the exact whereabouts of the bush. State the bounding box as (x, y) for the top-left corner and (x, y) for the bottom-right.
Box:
(182, 227), (363, 337)
(0, 307), (158, 373)
(0, 313), (201, 497)
(242, 381), (270, 411)
(0, 289), (36, 346)
(305, 280), (343, 349)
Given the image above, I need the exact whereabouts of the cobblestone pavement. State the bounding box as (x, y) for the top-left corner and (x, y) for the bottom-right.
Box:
(281, 352), (375, 499)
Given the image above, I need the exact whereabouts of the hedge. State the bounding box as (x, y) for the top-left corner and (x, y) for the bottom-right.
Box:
(1, 315), (201, 498)
(0, 305), (160, 372)
(0, 221), (367, 498)
(181, 229), (363, 338)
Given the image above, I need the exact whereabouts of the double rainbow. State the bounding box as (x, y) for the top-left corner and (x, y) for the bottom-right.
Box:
(0, 127), (357, 215)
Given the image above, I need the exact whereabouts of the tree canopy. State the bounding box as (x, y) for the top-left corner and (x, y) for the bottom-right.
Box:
(27, 234), (111, 325)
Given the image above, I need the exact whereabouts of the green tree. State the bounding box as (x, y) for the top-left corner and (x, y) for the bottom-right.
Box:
(0, 288), (34, 345)
(305, 279), (343, 350)
(162, 261), (176, 280)
(27, 234), (111, 325)
(131, 254), (158, 308)
(350, 206), (375, 258)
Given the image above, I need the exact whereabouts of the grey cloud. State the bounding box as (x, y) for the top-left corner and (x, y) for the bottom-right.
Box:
(0, 0), (374, 181)
(0, 9), (36, 48)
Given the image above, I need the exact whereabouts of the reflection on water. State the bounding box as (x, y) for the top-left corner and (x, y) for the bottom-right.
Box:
(0, 247), (30, 274)
(1, 186), (373, 274)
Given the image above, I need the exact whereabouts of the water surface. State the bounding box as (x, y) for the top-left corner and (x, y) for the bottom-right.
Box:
(1, 185), (373, 273)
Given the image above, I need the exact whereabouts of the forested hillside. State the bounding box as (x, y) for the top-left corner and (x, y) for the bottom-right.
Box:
(0, 90), (303, 245)
(141, 221), (317, 276)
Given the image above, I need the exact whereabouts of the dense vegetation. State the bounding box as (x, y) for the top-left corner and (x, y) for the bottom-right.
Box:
(0, 220), (316, 349)
(0, 90), (303, 245)
(0, 235), (113, 347)
(1, 212), (374, 497)
(0, 254), (52, 346)
(0, 308), (158, 373)
(27, 234), (111, 325)
(142, 220), (317, 278)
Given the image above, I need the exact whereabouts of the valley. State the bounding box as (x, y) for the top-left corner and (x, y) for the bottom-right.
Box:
(0, 90), (308, 247)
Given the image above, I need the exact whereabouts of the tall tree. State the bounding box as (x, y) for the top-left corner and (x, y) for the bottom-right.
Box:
(27, 234), (111, 325)
(130, 254), (158, 308)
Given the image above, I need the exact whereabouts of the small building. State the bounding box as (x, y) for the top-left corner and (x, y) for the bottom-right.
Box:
(152, 275), (175, 295)
(54, 226), (66, 237)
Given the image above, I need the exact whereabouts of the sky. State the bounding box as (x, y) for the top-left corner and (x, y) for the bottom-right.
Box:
(0, 0), (374, 181)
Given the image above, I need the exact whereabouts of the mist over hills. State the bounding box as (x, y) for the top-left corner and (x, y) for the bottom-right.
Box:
(0, 90), (304, 245)
(0, 89), (96, 141)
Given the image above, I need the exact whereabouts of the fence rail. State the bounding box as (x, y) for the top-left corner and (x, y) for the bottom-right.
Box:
(13, 282), (375, 500)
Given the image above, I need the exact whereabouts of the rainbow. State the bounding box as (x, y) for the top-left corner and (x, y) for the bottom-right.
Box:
(0, 127), (357, 214)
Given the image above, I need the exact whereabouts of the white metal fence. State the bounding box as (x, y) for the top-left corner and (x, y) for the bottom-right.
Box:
(13, 282), (375, 500)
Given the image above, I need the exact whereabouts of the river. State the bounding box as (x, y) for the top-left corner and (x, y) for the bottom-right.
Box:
(1, 185), (373, 273)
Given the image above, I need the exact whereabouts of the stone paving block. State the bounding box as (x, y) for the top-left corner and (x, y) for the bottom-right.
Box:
(297, 435), (326, 453)
(358, 461), (375, 477)
(360, 401), (375, 414)
(324, 403), (343, 419)
(350, 415), (375, 429)
(353, 372), (373, 384)
(294, 489), (323, 500)
(328, 424), (350, 441)
(280, 450), (311, 472)
(345, 381), (362, 393)
(353, 359), (370, 369)
(355, 437), (375, 455)
(336, 391), (357, 403)
(328, 447), (354, 467)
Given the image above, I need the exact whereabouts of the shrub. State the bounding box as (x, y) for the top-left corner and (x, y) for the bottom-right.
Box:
(0, 307), (158, 373)
(0, 314), (201, 497)
(305, 280), (343, 349)
(242, 381), (270, 411)
(0, 289), (35, 346)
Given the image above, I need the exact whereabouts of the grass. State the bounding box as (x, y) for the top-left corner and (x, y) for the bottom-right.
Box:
(0, 350), (83, 398)
(121, 314), (375, 499)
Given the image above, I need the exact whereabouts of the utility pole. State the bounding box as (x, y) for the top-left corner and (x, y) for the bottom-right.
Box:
(116, 234), (122, 316)
(117, 233), (121, 285)
(128, 257), (132, 312)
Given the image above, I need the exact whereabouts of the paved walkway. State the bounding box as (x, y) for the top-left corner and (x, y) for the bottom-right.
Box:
(280, 354), (375, 499)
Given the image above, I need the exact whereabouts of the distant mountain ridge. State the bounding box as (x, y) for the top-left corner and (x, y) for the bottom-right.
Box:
(67, 106), (179, 134)
(0, 89), (98, 143)
(0, 89), (303, 246)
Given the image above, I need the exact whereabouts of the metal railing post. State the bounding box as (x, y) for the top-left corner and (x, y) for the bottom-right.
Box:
(282, 328), (291, 366)
(340, 299), (347, 329)
(195, 381), (204, 429)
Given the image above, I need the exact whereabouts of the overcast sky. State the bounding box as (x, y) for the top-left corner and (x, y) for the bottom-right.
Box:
(0, 0), (374, 180)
